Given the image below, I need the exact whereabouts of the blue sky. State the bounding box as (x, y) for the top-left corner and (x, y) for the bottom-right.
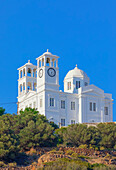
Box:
(0, 0), (116, 121)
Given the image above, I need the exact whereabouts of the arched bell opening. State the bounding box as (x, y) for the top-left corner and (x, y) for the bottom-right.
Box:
(20, 70), (22, 78)
(27, 68), (31, 77)
(33, 83), (36, 91)
(46, 58), (50, 66)
(42, 58), (44, 66)
(23, 68), (25, 77)
(27, 82), (32, 91)
(39, 60), (42, 67)
(33, 69), (36, 77)
(23, 82), (25, 91)
(20, 84), (23, 93)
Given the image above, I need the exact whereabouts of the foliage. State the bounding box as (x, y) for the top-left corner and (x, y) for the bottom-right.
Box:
(42, 158), (107, 170)
(50, 121), (59, 129)
(97, 123), (116, 149)
(0, 114), (19, 161)
(79, 144), (88, 149)
(0, 107), (116, 164)
(0, 108), (58, 160)
(55, 127), (67, 144)
(63, 124), (101, 147)
(18, 108), (57, 150)
(0, 107), (5, 116)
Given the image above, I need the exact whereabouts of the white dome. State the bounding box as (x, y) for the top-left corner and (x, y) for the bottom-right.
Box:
(25, 60), (33, 65)
(64, 65), (88, 79)
(43, 49), (52, 55)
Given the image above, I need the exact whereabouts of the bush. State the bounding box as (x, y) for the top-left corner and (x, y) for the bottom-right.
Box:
(63, 124), (101, 147)
(8, 162), (17, 168)
(0, 114), (19, 160)
(0, 161), (7, 167)
(17, 108), (58, 150)
(79, 144), (88, 149)
(44, 158), (88, 170)
(65, 149), (74, 155)
(55, 127), (67, 145)
(100, 146), (105, 151)
(97, 123), (116, 149)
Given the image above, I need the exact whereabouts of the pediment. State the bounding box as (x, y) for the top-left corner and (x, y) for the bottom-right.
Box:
(81, 85), (104, 97)
(83, 91), (103, 97)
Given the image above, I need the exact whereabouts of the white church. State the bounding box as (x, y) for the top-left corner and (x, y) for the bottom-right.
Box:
(17, 50), (113, 126)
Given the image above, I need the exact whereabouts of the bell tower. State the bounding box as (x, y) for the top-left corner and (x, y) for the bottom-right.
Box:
(17, 60), (37, 97)
(36, 50), (59, 92)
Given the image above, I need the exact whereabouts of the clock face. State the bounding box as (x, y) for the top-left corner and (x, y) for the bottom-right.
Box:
(39, 69), (43, 78)
(47, 68), (56, 77)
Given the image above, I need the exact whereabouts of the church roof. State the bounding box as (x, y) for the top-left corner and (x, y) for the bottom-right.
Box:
(43, 49), (52, 55)
(17, 60), (36, 70)
(64, 65), (89, 79)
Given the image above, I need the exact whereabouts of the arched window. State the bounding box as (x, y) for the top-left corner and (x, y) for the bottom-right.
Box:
(42, 58), (44, 66)
(23, 82), (25, 91)
(23, 69), (25, 77)
(20, 84), (22, 92)
(27, 82), (32, 91)
(33, 69), (36, 77)
(54, 60), (56, 67)
(33, 83), (36, 91)
(51, 59), (55, 67)
(46, 58), (50, 66)
(39, 60), (41, 67)
(20, 70), (22, 78)
(27, 68), (31, 77)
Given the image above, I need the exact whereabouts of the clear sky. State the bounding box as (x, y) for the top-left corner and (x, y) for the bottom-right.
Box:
(0, 0), (115, 121)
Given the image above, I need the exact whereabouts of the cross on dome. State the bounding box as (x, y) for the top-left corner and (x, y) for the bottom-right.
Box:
(47, 49), (49, 52)
(76, 64), (78, 68)
(28, 60), (30, 63)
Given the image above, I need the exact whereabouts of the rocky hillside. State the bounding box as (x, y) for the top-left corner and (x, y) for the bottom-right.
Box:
(0, 147), (116, 170)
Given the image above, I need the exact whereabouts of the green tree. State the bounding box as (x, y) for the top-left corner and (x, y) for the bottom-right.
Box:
(55, 127), (67, 144)
(97, 123), (116, 149)
(63, 124), (101, 147)
(0, 114), (19, 160)
(0, 107), (5, 116)
(17, 108), (57, 150)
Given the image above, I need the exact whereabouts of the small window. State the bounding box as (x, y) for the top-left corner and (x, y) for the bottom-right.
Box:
(76, 81), (80, 89)
(93, 103), (96, 111)
(61, 119), (65, 126)
(71, 120), (75, 124)
(40, 99), (42, 107)
(61, 100), (65, 109)
(90, 102), (92, 111)
(71, 102), (75, 110)
(50, 98), (54, 107)
(104, 107), (108, 115)
(67, 82), (71, 90)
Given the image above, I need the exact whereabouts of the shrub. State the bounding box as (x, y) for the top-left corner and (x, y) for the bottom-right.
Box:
(0, 161), (7, 167)
(8, 162), (17, 167)
(65, 149), (74, 155)
(63, 124), (101, 147)
(79, 144), (88, 149)
(97, 123), (116, 149)
(0, 114), (19, 160)
(114, 145), (116, 150)
(104, 153), (112, 159)
(100, 146), (105, 151)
